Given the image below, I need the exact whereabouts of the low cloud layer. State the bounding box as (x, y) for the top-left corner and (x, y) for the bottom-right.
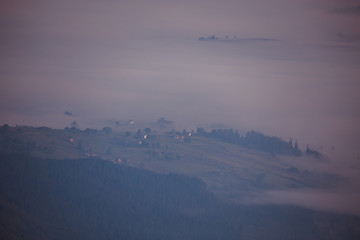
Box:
(1, 0), (360, 165)
(247, 189), (360, 216)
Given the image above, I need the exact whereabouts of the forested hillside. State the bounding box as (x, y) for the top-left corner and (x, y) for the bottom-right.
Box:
(195, 128), (318, 156)
(1, 153), (360, 240)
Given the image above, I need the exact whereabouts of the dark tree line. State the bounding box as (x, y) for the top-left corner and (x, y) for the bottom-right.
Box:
(195, 128), (301, 156)
(306, 145), (322, 159)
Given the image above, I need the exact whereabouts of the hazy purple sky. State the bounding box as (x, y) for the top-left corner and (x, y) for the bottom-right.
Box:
(1, 0), (360, 160)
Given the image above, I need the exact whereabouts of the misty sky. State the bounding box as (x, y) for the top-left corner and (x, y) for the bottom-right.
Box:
(1, 0), (360, 161)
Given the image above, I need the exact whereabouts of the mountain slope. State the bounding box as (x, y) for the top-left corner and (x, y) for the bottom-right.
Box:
(0, 126), (346, 203)
(1, 153), (359, 240)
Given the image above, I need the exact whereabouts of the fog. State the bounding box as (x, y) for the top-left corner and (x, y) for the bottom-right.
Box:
(240, 152), (360, 216)
(246, 189), (360, 216)
(1, 0), (360, 214)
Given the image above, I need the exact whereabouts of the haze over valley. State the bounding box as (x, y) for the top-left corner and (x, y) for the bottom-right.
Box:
(1, 0), (360, 239)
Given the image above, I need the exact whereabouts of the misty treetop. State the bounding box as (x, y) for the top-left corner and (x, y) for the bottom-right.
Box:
(195, 128), (302, 156)
(305, 144), (322, 159)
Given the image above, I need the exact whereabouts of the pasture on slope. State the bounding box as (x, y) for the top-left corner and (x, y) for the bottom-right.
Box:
(0, 125), (344, 203)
